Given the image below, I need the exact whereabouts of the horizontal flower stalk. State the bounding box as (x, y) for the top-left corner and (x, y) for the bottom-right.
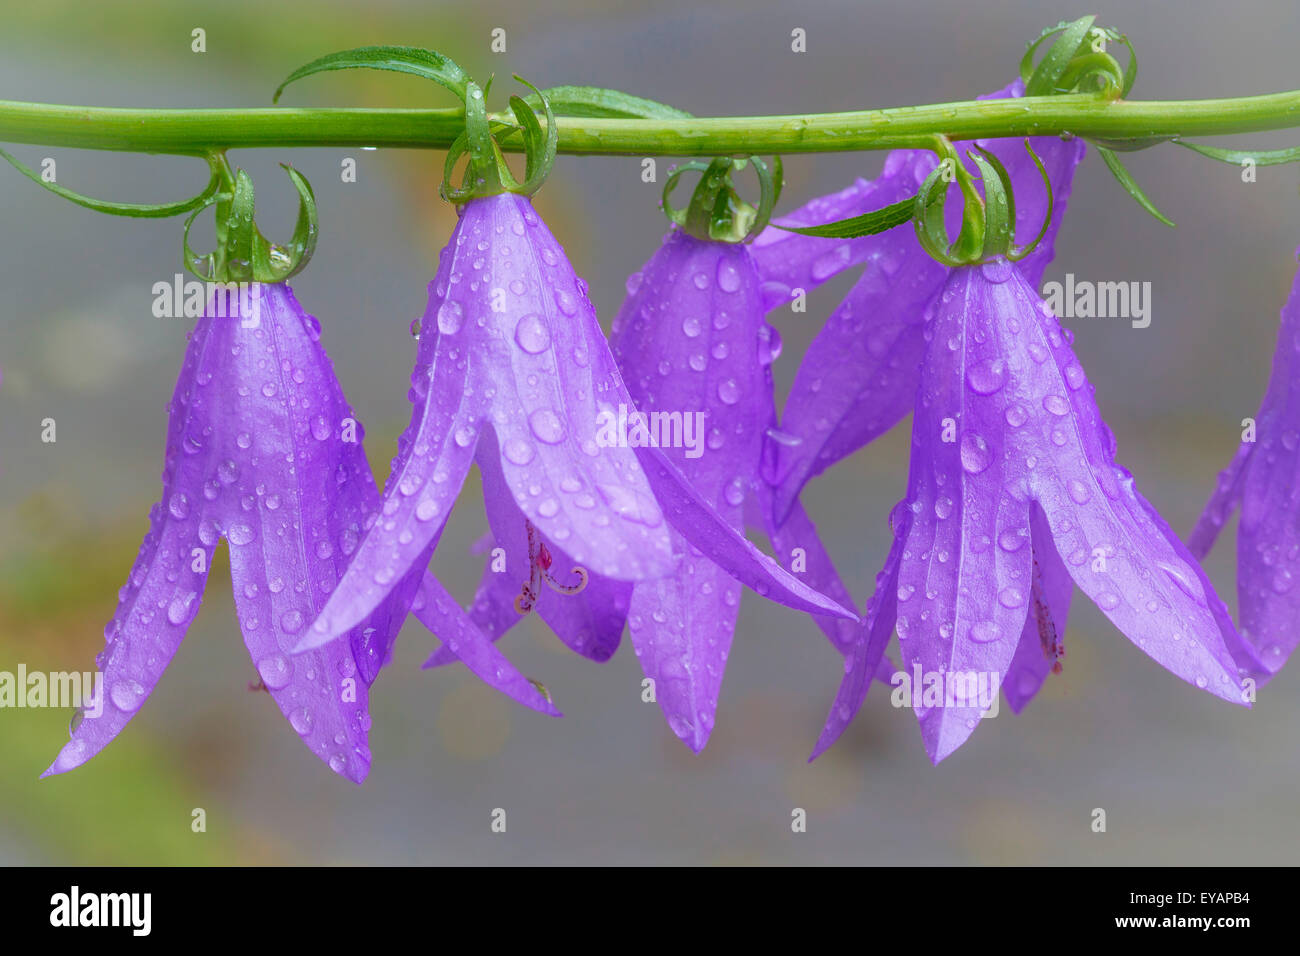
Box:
(3, 91), (1300, 155)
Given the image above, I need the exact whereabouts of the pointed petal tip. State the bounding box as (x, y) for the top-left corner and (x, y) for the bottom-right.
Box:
(420, 649), (453, 670)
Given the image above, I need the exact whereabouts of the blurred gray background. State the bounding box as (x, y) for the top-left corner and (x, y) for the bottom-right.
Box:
(1, 0), (1297, 864)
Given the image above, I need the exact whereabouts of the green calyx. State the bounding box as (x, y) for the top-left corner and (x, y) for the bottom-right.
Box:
(913, 137), (1052, 268)
(182, 153), (318, 283)
(274, 45), (558, 203)
(662, 155), (783, 243)
(441, 74), (557, 203)
(1020, 15), (1136, 99)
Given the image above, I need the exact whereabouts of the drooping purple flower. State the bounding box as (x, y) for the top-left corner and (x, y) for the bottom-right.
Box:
(827, 258), (1254, 763)
(606, 229), (874, 749)
(1188, 252), (1300, 683)
(425, 226), (862, 750)
(47, 282), (553, 785)
(750, 80), (1086, 524)
(746, 81), (1088, 752)
(305, 194), (854, 655)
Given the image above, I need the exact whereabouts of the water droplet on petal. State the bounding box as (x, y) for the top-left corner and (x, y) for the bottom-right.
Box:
(503, 437), (536, 465)
(1043, 394), (1070, 416)
(528, 408), (566, 445)
(998, 586), (1026, 608)
(966, 358), (1007, 395)
(227, 524), (255, 546)
(716, 258), (742, 292)
(258, 655), (293, 691)
(437, 300), (464, 334)
(514, 314), (551, 354)
(959, 434), (993, 474)
(110, 680), (145, 712)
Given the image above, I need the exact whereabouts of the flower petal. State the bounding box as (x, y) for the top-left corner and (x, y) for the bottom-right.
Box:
(304, 314), (479, 648)
(1001, 504), (1073, 714)
(962, 262), (1250, 705)
(768, 81), (1086, 523)
(441, 193), (673, 581)
(808, 501), (910, 761)
(761, 490), (863, 655)
(628, 533), (742, 752)
(895, 272), (1036, 763)
(750, 150), (937, 294)
(430, 437), (630, 665)
(412, 572), (561, 717)
(1191, 258), (1300, 679)
(45, 503), (213, 778)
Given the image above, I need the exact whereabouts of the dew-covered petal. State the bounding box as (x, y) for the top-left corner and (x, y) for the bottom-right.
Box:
(895, 271), (1035, 763)
(412, 572), (561, 717)
(45, 504), (213, 778)
(770, 258), (937, 522)
(1192, 258), (1300, 679)
(635, 440), (854, 619)
(1187, 444), (1251, 560)
(628, 535), (741, 752)
(768, 81), (1086, 522)
(809, 501), (910, 761)
(750, 150), (937, 295)
(762, 490), (863, 655)
(49, 282), (390, 781)
(46, 287), (227, 778)
(451, 193), (674, 580)
(305, 302), (480, 648)
(1001, 504), (1073, 715)
(436, 436), (629, 664)
(963, 262), (1250, 705)
(208, 283), (397, 781)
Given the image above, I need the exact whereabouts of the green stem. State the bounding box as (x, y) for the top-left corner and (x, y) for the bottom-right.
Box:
(2, 91), (1300, 156)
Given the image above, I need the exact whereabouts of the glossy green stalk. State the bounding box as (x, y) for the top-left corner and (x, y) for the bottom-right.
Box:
(2, 91), (1300, 156)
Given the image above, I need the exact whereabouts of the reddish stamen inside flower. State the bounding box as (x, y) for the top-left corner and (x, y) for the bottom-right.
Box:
(514, 519), (589, 615)
(1031, 555), (1065, 674)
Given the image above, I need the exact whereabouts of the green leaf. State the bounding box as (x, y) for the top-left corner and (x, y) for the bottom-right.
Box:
(773, 196), (914, 239)
(1177, 141), (1300, 166)
(1025, 16), (1096, 96)
(272, 45), (469, 103)
(0, 147), (219, 218)
(524, 85), (692, 119)
(1096, 145), (1175, 227)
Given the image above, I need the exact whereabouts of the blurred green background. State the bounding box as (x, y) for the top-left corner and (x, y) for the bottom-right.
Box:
(1, 0), (1298, 865)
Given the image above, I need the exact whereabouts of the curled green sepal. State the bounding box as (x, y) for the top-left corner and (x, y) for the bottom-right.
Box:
(972, 140), (1054, 262)
(0, 147), (221, 218)
(661, 155), (782, 244)
(442, 75), (557, 202)
(183, 158), (318, 283)
(912, 139), (1053, 267)
(1019, 16), (1134, 99)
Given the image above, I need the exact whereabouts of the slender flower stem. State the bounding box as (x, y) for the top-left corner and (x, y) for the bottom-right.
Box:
(2, 91), (1300, 156)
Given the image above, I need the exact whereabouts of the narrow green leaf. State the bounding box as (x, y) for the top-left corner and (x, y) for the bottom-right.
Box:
(273, 45), (468, 103)
(1025, 15), (1096, 96)
(1177, 141), (1300, 166)
(773, 195), (914, 239)
(1097, 145), (1175, 227)
(523, 85), (692, 119)
(0, 147), (218, 218)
